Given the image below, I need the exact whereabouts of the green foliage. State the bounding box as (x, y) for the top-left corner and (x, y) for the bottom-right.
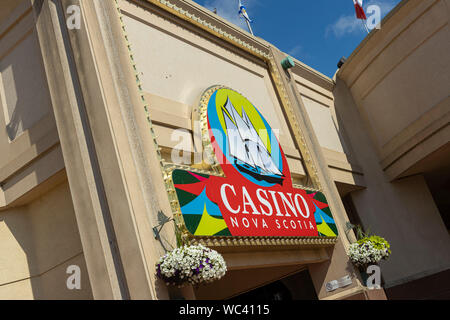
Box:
(355, 235), (391, 256)
(349, 223), (392, 256)
(367, 235), (391, 255)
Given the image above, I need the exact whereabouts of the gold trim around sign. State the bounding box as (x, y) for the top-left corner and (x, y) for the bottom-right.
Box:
(163, 86), (337, 247)
(190, 236), (338, 250)
(115, 0), (336, 247)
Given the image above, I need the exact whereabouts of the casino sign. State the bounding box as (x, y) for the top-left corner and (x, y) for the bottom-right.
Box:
(167, 86), (338, 243)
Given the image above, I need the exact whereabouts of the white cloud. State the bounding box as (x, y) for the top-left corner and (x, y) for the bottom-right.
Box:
(326, 0), (398, 38)
(202, 0), (257, 31)
(326, 15), (364, 38)
(288, 45), (303, 57)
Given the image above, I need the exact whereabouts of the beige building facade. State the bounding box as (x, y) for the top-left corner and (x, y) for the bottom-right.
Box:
(0, 0), (448, 300)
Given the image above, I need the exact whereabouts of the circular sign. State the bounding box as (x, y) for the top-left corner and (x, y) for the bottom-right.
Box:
(206, 88), (289, 187)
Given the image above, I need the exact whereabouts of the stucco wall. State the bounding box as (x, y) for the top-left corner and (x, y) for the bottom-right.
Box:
(288, 57), (365, 190)
(0, 1), (63, 209)
(0, 21), (51, 141)
(0, 181), (93, 300)
(337, 0), (450, 180)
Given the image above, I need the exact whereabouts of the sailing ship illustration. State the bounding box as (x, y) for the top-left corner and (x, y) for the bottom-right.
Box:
(222, 97), (285, 185)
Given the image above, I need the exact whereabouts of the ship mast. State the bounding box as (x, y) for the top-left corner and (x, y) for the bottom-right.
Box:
(222, 98), (283, 177)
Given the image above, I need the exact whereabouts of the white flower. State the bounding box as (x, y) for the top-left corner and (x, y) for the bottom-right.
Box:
(156, 244), (227, 286)
(348, 239), (390, 267)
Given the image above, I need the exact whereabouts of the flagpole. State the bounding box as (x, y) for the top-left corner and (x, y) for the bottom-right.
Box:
(354, 0), (370, 34)
(245, 19), (254, 35)
(361, 19), (370, 34)
(239, 0), (254, 35)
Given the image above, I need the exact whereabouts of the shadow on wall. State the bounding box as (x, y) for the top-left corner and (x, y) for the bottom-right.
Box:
(1, 28), (52, 141)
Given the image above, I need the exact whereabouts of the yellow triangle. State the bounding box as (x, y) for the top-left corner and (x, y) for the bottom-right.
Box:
(194, 204), (228, 236)
(317, 215), (337, 237)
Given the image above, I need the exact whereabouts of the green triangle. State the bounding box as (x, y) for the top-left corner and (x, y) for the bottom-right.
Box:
(175, 188), (198, 207)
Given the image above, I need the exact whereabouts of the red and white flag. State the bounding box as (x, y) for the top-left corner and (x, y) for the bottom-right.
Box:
(353, 0), (367, 20)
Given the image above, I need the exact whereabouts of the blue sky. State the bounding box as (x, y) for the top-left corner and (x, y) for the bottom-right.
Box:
(192, 0), (402, 78)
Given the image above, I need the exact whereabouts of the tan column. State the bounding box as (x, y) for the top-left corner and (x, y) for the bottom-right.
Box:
(32, 0), (126, 299)
(33, 0), (175, 299)
(268, 46), (374, 299)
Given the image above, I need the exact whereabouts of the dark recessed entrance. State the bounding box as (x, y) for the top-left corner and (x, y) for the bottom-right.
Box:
(227, 269), (318, 301)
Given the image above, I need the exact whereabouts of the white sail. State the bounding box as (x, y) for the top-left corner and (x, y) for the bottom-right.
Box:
(258, 147), (283, 176)
(223, 106), (254, 167)
(246, 140), (266, 170)
(239, 108), (282, 176)
(230, 103), (255, 143)
(222, 97), (283, 178)
(241, 109), (269, 153)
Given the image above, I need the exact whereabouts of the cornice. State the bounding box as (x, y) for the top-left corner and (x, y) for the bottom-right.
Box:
(189, 236), (338, 251)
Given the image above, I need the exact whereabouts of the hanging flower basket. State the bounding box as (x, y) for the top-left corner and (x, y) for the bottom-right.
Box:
(156, 244), (227, 287)
(348, 235), (391, 270)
